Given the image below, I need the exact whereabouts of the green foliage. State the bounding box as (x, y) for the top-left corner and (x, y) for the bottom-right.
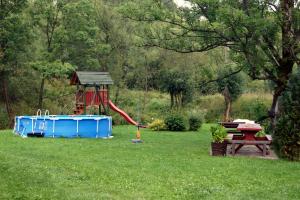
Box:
(234, 97), (270, 121)
(255, 130), (266, 137)
(273, 71), (300, 161)
(148, 119), (166, 131)
(217, 66), (244, 102)
(164, 113), (186, 131)
(120, 0), (300, 126)
(188, 113), (204, 131)
(31, 61), (75, 79)
(0, 0), (31, 72)
(160, 69), (194, 107)
(0, 0), (289, 133)
(211, 125), (227, 143)
(193, 93), (272, 122)
(0, 105), (9, 129)
(58, 0), (108, 70)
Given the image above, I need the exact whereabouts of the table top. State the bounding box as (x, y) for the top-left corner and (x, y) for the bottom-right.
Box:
(237, 123), (262, 131)
(218, 121), (245, 128)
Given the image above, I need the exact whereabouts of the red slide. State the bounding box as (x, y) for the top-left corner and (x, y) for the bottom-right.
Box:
(108, 100), (139, 126)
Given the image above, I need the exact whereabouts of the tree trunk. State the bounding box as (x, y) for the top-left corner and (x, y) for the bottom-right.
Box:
(224, 101), (231, 122)
(175, 93), (179, 108)
(268, 82), (289, 129)
(143, 66), (148, 112)
(223, 86), (231, 122)
(38, 77), (45, 109)
(266, 0), (295, 129)
(170, 92), (174, 108)
(114, 85), (120, 105)
(1, 76), (13, 128)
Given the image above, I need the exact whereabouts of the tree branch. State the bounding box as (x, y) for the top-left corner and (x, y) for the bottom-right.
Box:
(197, 67), (244, 88)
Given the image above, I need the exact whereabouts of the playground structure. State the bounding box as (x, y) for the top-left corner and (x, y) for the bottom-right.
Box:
(13, 71), (143, 139)
(70, 71), (142, 127)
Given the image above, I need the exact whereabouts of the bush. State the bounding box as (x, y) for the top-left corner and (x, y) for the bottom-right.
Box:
(273, 116), (300, 161)
(164, 114), (186, 131)
(0, 105), (9, 129)
(273, 71), (300, 161)
(211, 125), (227, 143)
(188, 114), (204, 131)
(148, 119), (166, 131)
(255, 130), (266, 137)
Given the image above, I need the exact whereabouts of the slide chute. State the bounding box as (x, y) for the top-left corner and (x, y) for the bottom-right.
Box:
(108, 100), (139, 126)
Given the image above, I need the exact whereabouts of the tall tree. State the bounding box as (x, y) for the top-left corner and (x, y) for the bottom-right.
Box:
(0, 0), (31, 125)
(217, 67), (244, 121)
(160, 69), (194, 108)
(58, 0), (111, 70)
(120, 0), (300, 126)
(31, 0), (73, 109)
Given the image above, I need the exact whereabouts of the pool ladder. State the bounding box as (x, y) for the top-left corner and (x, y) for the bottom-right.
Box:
(31, 109), (49, 137)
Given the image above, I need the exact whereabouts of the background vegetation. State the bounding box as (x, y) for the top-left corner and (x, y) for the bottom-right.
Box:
(1, 0), (299, 160)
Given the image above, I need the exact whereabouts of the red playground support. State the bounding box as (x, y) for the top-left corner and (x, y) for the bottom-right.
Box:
(70, 71), (145, 127)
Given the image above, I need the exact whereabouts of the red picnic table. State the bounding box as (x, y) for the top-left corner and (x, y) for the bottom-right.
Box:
(230, 123), (272, 156)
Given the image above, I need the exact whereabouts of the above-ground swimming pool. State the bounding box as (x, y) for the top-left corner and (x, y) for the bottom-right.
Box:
(14, 115), (112, 138)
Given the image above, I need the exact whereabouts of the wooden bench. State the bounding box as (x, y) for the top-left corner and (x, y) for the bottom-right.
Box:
(218, 122), (245, 128)
(219, 122), (245, 134)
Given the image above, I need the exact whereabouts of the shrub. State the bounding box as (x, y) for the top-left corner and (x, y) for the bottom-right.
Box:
(0, 106), (9, 129)
(210, 125), (227, 143)
(232, 95), (271, 121)
(164, 114), (186, 131)
(273, 116), (300, 161)
(273, 70), (300, 161)
(188, 114), (204, 131)
(148, 119), (166, 131)
(255, 130), (266, 137)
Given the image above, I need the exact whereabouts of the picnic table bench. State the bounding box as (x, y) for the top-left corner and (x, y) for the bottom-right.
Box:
(226, 124), (273, 157)
(218, 121), (245, 128)
(218, 122), (245, 134)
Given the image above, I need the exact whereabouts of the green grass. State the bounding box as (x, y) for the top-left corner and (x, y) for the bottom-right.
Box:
(0, 124), (299, 200)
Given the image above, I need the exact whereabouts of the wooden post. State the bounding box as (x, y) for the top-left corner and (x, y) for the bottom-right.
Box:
(83, 86), (86, 115)
(96, 86), (107, 115)
(107, 85), (110, 113)
(97, 86), (101, 115)
(232, 143), (236, 156)
(263, 144), (266, 156)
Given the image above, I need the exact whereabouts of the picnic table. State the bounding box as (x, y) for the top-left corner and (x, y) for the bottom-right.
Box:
(229, 123), (272, 156)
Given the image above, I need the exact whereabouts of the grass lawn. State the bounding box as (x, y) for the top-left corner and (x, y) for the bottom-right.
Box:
(0, 124), (299, 200)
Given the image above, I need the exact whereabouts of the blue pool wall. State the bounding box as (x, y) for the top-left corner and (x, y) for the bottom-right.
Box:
(14, 115), (112, 138)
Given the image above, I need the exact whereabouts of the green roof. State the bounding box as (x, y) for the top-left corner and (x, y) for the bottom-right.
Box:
(70, 71), (113, 86)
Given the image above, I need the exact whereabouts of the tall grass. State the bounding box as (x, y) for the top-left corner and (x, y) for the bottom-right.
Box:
(0, 88), (273, 129)
(108, 90), (272, 124)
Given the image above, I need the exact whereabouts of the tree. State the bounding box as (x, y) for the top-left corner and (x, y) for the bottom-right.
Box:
(58, 0), (111, 70)
(160, 69), (193, 108)
(30, 60), (75, 109)
(31, 0), (72, 109)
(217, 67), (244, 121)
(273, 70), (300, 160)
(0, 0), (31, 126)
(119, 0), (300, 127)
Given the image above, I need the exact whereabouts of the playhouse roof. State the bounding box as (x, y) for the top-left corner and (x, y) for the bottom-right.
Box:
(70, 71), (113, 86)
